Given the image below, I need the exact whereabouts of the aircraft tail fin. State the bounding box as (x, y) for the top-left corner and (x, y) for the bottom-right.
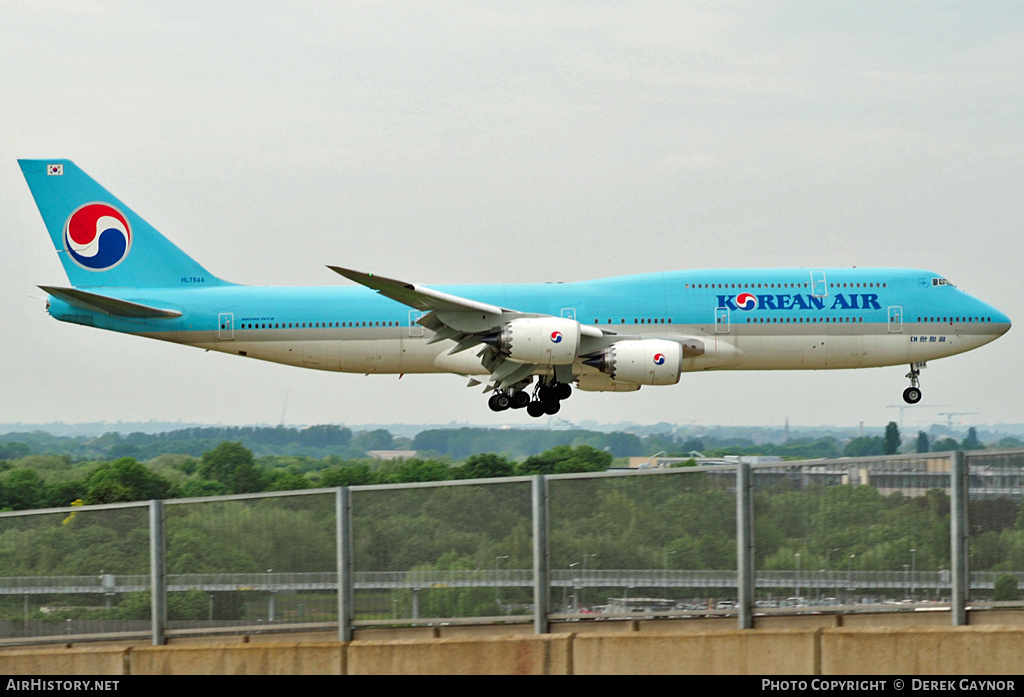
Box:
(19, 159), (229, 288)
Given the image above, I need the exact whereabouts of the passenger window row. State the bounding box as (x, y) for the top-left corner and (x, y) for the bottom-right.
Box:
(236, 320), (402, 329)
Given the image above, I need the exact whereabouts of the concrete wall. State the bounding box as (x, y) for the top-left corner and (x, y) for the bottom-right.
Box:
(129, 643), (343, 675)
(573, 630), (819, 675)
(841, 610), (952, 628)
(821, 627), (1024, 675)
(0, 647), (128, 675)
(4, 626), (1024, 674)
(347, 635), (572, 675)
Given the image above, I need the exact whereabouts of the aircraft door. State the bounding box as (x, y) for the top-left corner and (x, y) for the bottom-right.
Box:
(888, 306), (903, 333)
(715, 307), (730, 334)
(303, 342), (321, 366)
(561, 308), (576, 321)
(218, 313), (234, 340)
(810, 271), (828, 298)
(409, 310), (426, 337)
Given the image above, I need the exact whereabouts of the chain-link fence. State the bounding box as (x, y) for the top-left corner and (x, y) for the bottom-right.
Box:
(548, 468), (737, 615)
(0, 503), (150, 641)
(1, 450), (1020, 644)
(350, 479), (533, 623)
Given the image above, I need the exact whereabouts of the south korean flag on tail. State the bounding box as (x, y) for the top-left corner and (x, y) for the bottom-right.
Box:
(47, 164), (63, 175)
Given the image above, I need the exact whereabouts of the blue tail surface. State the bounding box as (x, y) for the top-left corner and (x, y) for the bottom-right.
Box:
(19, 159), (228, 288)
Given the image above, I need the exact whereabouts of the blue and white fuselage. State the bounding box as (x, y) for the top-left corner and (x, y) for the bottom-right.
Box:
(21, 159), (1011, 416)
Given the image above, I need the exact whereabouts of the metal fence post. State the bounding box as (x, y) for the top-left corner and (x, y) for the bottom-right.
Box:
(149, 499), (166, 645)
(532, 475), (550, 634)
(951, 451), (968, 626)
(737, 463), (754, 629)
(337, 487), (353, 642)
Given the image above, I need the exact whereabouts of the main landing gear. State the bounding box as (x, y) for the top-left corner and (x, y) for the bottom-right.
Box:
(487, 380), (572, 417)
(903, 363), (923, 404)
(487, 390), (530, 412)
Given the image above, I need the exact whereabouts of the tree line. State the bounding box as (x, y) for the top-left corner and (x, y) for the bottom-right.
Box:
(1, 421), (1017, 512)
(0, 442), (619, 511)
(3, 421), (1013, 466)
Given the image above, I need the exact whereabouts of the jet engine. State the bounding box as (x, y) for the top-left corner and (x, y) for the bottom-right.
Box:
(582, 339), (683, 386)
(480, 317), (581, 365)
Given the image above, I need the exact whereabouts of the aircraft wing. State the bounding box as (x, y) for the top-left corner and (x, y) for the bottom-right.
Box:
(328, 266), (506, 315)
(329, 265), (608, 388)
(329, 265), (606, 337)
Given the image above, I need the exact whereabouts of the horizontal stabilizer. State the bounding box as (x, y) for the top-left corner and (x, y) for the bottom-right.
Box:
(40, 286), (182, 319)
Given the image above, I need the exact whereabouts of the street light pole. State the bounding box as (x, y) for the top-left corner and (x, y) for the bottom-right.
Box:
(663, 549), (676, 599)
(911, 548), (917, 600)
(795, 552), (801, 598)
(568, 562), (580, 610)
(848, 554), (855, 604)
(494, 555), (509, 612)
(826, 548), (839, 600)
(581, 554), (596, 609)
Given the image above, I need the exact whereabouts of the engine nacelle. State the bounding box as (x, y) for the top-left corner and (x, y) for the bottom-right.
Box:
(482, 317), (581, 365)
(583, 339), (683, 386)
(576, 374), (642, 392)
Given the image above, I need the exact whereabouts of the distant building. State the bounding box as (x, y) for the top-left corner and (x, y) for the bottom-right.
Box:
(605, 597), (679, 613)
(626, 454), (783, 469)
(367, 450), (418, 460)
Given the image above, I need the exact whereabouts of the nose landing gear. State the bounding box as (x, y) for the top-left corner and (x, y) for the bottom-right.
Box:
(902, 363), (924, 404)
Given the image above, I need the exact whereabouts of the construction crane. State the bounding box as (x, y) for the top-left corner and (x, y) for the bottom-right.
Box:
(886, 404), (945, 431)
(939, 412), (978, 431)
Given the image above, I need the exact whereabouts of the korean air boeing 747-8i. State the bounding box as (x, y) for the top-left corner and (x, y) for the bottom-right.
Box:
(20, 159), (1011, 417)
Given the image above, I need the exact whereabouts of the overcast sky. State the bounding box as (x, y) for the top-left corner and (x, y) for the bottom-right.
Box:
(2, 2), (1022, 433)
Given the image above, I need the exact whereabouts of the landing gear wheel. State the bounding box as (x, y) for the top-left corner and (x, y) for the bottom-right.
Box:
(488, 393), (511, 411)
(543, 400), (561, 415)
(526, 401), (546, 418)
(903, 387), (922, 404)
(511, 391), (531, 409)
(537, 381), (571, 404)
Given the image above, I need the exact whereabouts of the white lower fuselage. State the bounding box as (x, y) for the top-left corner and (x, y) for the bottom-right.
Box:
(185, 323), (997, 376)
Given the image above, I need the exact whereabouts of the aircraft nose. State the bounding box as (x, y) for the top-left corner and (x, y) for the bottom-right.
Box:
(996, 311), (1011, 335)
(985, 303), (1011, 335)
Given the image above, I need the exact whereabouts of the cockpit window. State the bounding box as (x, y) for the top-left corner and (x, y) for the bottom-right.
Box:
(932, 278), (953, 287)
